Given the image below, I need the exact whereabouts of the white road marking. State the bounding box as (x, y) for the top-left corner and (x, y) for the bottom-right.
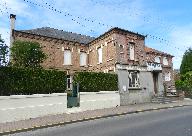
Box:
(0, 98), (118, 111)
(0, 102), (65, 111)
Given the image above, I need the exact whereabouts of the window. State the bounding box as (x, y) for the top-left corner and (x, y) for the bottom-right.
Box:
(80, 52), (87, 66)
(163, 57), (168, 65)
(154, 56), (161, 63)
(97, 47), (102, 63)
(165, 72), (171, 81)
(128, 71), (140, 88)
(64, 50), (71, 65)
(129, 43), (135, 60)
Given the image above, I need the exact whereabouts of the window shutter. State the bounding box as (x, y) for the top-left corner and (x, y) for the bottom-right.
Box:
(80, 52), (87, 66)
(98, 47), (102, 63)
(64, 50), (71, 65)
(130, 44), (134, 60)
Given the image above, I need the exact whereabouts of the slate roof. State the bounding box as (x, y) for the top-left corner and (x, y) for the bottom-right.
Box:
(20, 27), (95, 44)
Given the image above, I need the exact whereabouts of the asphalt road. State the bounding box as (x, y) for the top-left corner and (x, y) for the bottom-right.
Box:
(9, 106), (192, 136)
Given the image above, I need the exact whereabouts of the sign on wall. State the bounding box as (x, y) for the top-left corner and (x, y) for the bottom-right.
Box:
(147, 62), (162, 71)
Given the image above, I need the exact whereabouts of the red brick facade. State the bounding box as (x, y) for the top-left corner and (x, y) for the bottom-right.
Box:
(12, 27), (175, 93)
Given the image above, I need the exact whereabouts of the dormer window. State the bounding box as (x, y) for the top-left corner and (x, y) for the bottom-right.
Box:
(154, 56), (161, 63)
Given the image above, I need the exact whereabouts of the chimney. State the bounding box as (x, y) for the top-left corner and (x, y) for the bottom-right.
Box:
(10, 14), (16, 47)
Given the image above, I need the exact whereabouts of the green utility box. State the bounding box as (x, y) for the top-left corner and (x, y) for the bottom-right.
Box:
(67, 83), (80, 108)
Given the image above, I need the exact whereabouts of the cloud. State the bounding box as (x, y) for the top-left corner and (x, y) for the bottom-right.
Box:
(0, 0), (191, 69)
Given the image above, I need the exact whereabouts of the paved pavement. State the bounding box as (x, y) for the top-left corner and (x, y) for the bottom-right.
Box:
(8, 105), (192, 136)
(1, 98), (192, 135)
(0, 92), (119, 123)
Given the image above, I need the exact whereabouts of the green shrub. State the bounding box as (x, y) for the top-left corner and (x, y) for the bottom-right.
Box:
(73, 72), (118, 92)
(0, 67), (67, 95)
(176, 71), (192, 98)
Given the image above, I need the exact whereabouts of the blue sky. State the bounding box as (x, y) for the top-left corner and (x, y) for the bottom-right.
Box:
(0, 0), (192, 69)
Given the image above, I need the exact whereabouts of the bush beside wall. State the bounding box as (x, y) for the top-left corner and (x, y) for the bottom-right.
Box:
(0, 67), (67, 95)
(175, 71), (192, 98)
(73, 72), (118, 92)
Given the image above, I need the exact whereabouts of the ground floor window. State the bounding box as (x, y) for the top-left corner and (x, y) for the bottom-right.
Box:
(165, 72), (171, 81)
(128, 71), (140, 88)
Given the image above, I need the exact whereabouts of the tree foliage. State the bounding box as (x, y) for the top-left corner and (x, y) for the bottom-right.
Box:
(175, 71), (192, 97)
(11, 40), (46, 68)
(180, 48), (192, 74)
(0, 35), (9, 66)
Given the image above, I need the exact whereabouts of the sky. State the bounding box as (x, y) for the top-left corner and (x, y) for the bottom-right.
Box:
(0, 0), (192, 69)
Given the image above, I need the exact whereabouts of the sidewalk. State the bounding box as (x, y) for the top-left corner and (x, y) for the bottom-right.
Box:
(0, 99), (192, 135)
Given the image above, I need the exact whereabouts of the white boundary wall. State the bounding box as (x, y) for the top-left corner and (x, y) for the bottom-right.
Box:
(0, 91), (120, 123)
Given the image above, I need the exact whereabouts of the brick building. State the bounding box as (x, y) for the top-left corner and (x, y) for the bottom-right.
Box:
(10, 14), (176, 104)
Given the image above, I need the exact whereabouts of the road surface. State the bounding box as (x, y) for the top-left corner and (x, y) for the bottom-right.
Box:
(9, 106), (192, 136)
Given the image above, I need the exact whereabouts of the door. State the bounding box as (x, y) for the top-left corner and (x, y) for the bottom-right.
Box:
(153, 72), (159, 94)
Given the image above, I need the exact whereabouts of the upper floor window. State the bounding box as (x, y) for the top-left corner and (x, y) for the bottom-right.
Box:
(97, 47), (102, 63)
(129, 43), (135, 60)
(128, 71), (140, 88)
(165, 72), (171, 81)
(80, 52), (87, 66)
(64, 50), (71, 65)
(163, 57), (168, 65)
(154, 56), (161, 63)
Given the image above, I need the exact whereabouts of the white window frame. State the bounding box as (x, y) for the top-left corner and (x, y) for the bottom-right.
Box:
(154, 56), (161, 63)
(129, 43), (135, 60)
(165, 72), (171, 81)
(128, 71), (140, 88)
(80, 52), (87, 66)
(97, 47), (102, 64)
(163, 57), (168, 65)
(64, 50), (72, 65)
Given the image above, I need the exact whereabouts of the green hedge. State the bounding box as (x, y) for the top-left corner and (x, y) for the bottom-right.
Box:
(175, 71), (192, 98)
(73, 72), (118, 92)
(0, 67), (67, 95)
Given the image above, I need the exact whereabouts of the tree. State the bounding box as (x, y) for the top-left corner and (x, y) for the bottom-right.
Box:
(180, 48), (192, 74)
(11, 40), (46, 68)
(0, 35), (9, 66)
